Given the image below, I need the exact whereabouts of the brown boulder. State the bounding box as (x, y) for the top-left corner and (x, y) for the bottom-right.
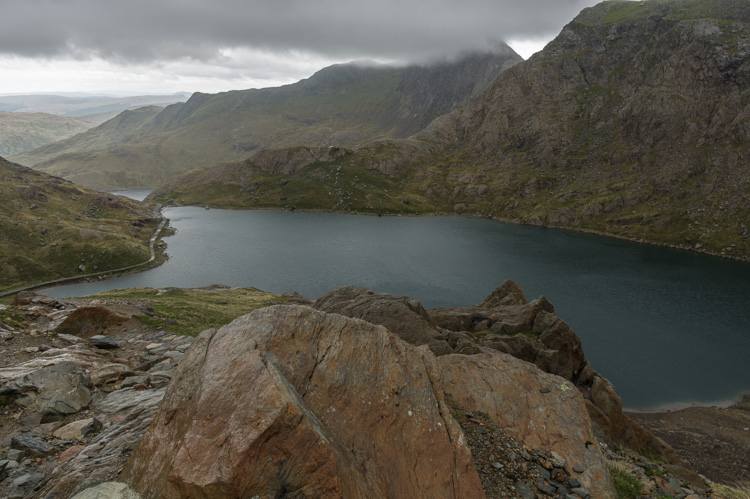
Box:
(122, 306), (483, 498)
(439, 352), (616, 498)
(314, 286), (453, 355)
(55, 307), (131, 338)
(479, 279), (528, 307)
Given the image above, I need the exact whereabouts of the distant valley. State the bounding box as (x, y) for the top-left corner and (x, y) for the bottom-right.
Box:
(0, 93), (191, 157)
(9, 48), (521, 189)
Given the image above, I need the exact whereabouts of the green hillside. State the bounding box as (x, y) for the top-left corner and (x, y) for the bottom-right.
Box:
(0, 112), (93, 156)
(0, 157), (163, 292)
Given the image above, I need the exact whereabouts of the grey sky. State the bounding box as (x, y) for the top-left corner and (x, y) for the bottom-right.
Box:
(0, 0), (601, 95)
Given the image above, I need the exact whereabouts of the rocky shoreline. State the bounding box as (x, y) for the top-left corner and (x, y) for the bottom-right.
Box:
(628, 396), (750, 486)
(0, 284), (742, 498)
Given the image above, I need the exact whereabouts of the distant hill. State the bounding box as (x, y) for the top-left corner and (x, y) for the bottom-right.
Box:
(0, 156), (161, 292)
(11, 47), (521, 189)
(151, 0), (750, 262)
(0, 112), (93, 156)
(0, 93), (191, 118)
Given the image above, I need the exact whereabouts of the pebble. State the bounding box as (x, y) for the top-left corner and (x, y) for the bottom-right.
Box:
(145, 342), (163, 350)
(571, 486), (590, 498)
(514, 481), (535, 499)
(539, 387), (551, 393)
(572, 464), (584, 473)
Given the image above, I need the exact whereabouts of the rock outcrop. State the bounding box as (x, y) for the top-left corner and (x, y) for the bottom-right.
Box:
(122, 306), (486, 498)
(122, 303), (617, 497)
(1, 284), (717, 497)
(313, 285), (453, 355)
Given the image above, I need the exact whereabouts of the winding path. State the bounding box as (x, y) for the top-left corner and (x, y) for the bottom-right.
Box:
(0, 208), (169, 298)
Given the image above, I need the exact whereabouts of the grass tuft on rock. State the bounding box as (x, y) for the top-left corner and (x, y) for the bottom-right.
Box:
(607, 459), (645, 499)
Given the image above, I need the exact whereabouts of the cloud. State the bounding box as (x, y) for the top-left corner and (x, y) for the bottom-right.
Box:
(0, 0), (600, 64)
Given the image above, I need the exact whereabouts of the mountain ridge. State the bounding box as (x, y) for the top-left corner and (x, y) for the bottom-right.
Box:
(150, 0), (750, 262)
(12, 48), (521, 190)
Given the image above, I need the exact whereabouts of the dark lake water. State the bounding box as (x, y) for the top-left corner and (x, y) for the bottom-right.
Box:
(44, 205), (750, 410)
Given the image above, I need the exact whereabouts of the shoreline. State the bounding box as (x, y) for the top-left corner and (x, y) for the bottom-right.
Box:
(624, 390), (750, 414)
(0, 207), (169, 298)
(154, 200), (750, 265)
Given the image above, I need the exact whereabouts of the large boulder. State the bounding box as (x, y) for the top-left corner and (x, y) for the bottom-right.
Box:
(55, 307), (131, 338)
(0, 361), (92, 418)
(314, 286), (453, 355)
(122, 306), (482, 498)
(439, 353), (615, 498)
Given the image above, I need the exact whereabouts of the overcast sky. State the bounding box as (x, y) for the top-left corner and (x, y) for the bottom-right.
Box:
(0, 0), (602, 96)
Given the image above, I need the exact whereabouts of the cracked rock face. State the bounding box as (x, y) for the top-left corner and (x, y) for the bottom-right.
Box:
(122, 305), (483, 498)
(123, 304), (616, 498)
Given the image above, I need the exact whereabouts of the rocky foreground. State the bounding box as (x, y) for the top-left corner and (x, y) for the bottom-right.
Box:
(0, 283), (737, 498)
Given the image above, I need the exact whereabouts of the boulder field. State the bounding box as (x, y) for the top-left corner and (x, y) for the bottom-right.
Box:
(0, 283), (717, 498)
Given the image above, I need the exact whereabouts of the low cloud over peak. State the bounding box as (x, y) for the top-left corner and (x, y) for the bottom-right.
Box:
(2, 0), (598, 63)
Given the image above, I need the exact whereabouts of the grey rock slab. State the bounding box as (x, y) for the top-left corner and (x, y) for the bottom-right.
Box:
(514, 480), (536, 499)
(572, 487), (591, 498)
(8, 471), (46, 499)
(6, 449), (24, 461)
(70, 481), (142, 499)
(163, 350), (184, 360)
(95, 387), (166, 414)
(2, 361), (92, 416)
(89, 335), (120, 349)
(121, 375), (149, 388)
(53, 418), (103, 441)
(549, 451), (566, 468)
(57, 333), (86, 344)
(11, 433), (54, 456)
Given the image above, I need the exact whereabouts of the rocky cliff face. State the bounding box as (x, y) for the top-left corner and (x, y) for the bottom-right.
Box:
(414, 0), (750, 259)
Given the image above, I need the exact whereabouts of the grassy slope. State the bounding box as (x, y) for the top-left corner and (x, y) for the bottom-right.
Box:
(0, 157), (162, 292)
(9, 73), (403, 190)
(84, 286), (284, 336)
(0, 112), (93, 156)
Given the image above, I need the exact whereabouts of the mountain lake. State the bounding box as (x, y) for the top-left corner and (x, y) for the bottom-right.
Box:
(43, 195), (750, 410)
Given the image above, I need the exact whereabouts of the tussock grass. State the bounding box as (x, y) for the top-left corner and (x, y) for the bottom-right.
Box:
(713, 482), (750, 499)
(607, 459), (645, 499)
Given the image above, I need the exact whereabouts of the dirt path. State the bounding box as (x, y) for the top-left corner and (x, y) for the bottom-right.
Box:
(627, 395), (750, 485)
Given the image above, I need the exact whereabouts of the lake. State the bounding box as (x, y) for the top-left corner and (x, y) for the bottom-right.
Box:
(43, 205), (750, 410)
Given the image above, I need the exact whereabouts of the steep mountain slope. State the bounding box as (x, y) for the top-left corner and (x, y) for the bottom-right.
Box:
(0, 157), (161, 292)
(153, 0), (750, 261)
(0, 112), (93, 156)
(12, 47), (521, 189)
